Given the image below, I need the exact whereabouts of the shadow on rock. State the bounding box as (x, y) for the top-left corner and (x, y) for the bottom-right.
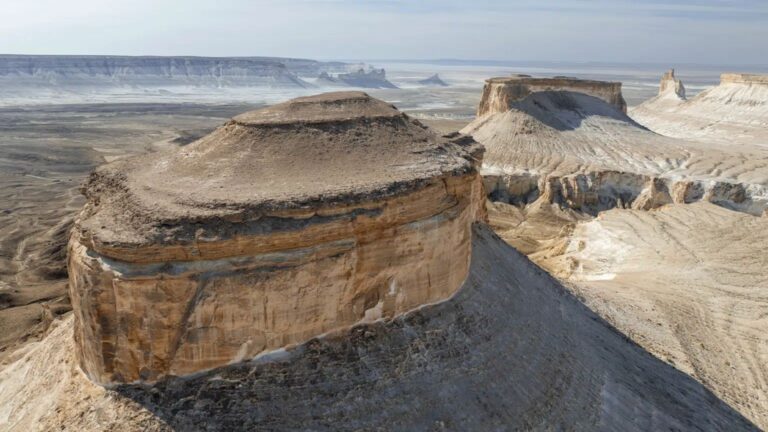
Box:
(116, 225), (759, 431)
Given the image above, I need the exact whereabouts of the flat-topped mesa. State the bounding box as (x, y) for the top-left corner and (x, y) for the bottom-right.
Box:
(720, 73), (768, 85)
(477, 75), (627, 117)
(68, 91), (485, 384)
(659, 68), (686, 99)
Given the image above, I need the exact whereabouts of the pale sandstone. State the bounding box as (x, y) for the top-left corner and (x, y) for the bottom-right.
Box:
(658, 69), (686, 99)
(476, 74), (768, 428)
(631, 71), (768, 145)
(476, 75), (627, 117)
(68, 92), (485, 384)
(463, 76), (768, 216)
(1, 227), (757, 431)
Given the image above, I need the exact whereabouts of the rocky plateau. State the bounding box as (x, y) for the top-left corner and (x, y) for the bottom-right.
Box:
(0, 70), (767, 432)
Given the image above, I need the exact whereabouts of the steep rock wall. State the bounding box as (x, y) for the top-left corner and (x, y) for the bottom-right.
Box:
(67, 92), (486, 384)
(484, 171), (768, 216)
(477, 76), (627, 117)
(68, 174), (485, 383)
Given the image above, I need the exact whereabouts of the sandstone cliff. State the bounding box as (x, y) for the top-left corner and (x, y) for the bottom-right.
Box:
(462, 75), (768, 216)
(2, 226), (758, 431)
(68, 91), (485, 384)
(0, 54), (313, 88)
(631, 71), (768, 144)
(476, 75), (627, 117)
(470, 74), (768, 428)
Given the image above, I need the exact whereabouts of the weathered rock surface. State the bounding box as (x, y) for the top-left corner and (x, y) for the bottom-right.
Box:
(476, 75), (627, 117)
(658, 68), (686, 99)
(67, 91), (485, 384)
(631, 71), (768, 145)
(477, 74), (768, 428)
(462, 76), (768, 215)
(0, 226), (758, 431)
(0, 54), (313, 89)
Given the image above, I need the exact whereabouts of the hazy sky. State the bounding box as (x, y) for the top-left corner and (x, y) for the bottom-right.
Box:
(1, 0), (766, 65)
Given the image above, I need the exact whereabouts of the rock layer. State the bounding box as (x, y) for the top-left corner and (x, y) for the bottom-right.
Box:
(1, 226), (759, 431)
(67, 91), (485, 384)
(462, 75), (768, 215)
(631, 71), (768, 145)
(659, 68), (686, 99)
(476, 75), (627, 117)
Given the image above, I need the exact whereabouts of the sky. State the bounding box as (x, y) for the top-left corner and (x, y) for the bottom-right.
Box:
(1, 0), (766, 65)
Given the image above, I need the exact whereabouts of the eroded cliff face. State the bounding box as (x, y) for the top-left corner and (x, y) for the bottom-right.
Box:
(659, 69), (686, 99)
(68, 92), (485, 384)
(720, 73), (768, 85)
(463, 75), (768, 216)
(473, 75), (768, 428)
(484, 171), (768, 216)
(630, 71), (768, 144)
(476, 76), (627, 117)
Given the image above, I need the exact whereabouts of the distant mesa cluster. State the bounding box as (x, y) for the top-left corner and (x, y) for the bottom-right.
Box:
(317, 67), (398, 89)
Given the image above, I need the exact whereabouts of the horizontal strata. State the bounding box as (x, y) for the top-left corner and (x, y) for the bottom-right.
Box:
(720, 73), (768, 85)
(478, 76), (627, 116)
(68, 92), (486, 384)
(463, 76), (768, 216)
(484, 171), (768, 216)
(8, 227), (757, 430)
(76, 92), (481, 253)
(69, 174), (484, 383)
(630, 71), (768, 144)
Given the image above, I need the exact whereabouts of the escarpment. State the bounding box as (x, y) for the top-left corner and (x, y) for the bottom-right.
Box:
(463, 76), (768, 215)
(467, 75), (768, 429)
(476, 75), (627, 117)
(631, 71), (768, 144)
(67, 91), (485, 384)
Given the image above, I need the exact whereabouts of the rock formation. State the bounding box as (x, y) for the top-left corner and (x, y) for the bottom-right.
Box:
(2, 226), (759, 431)
(658, 68), (686, 99)
(316, 68), (397, 89)
(472, 74), (768, 428)
(631, 71), (768, 144)
(0, 54), (313, 88)
(476, 75), (627, 117)
(2, 85), (764, 431)
(462, 76), (768, 216)
(67, 91), (485, 384)
(417, 73), (449, 86)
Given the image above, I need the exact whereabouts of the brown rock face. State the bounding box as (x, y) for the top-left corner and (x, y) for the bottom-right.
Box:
(68, 91), (485, 384)
(476, 76), (627, 117)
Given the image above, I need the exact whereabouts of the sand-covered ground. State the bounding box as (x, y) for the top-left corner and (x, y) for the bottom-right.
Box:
(488, 201), (768, 427)
(0, 226), (758, 431)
